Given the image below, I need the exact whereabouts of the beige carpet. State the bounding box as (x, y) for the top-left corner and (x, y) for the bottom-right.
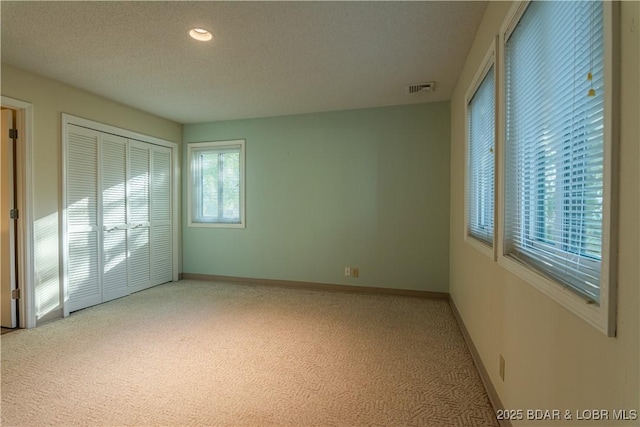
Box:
(1, 280), (498, 426)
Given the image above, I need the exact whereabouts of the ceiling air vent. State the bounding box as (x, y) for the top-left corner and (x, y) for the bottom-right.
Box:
(406, 81), (436, 95)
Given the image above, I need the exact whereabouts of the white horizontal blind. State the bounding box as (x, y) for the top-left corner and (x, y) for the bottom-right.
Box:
(467, 65), (495, 245)
(191, 146), (242, 224)
(504, 1), (604, 302)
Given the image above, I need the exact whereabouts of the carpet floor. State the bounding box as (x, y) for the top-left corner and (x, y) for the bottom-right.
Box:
(1, 280), (498, 426)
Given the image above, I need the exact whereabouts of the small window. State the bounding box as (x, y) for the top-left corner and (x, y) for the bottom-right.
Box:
(188, 140), (245, 228)
(465, 45), (496, 253)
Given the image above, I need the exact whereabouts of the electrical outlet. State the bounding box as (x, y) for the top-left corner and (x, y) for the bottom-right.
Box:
(499, 355), (505, 381)
(351, 267), (359, 278)
(344, 267), (351, 277)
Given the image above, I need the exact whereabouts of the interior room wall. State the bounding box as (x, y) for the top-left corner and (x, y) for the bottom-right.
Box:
(1, 64), (183, 324)
(449, 1), (639, 422)
(183, 102), (450, 292)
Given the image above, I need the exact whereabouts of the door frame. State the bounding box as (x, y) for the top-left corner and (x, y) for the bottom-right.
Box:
(1, 108), (18, 327)
(1, 96), (35, 329)
(61, 114), (180, 317)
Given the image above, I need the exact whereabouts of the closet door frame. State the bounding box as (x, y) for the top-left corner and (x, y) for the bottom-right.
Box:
(61, 114), (179, 317)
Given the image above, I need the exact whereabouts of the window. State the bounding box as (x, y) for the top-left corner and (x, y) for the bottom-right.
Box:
(188, 140), (245, 228)
(501, 1), (615, 335)
(466, 45), (496, 251)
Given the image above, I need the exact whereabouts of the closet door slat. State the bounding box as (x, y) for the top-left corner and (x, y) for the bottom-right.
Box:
(127, 140), (152, 293)
(102, 134), (129, 302)
(151, 146), (173, 285)
(66, 125), (102, 312)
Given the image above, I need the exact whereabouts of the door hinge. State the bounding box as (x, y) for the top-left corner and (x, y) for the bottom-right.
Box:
(8, 129), (18, 139)
(9, 209), (19, 219)
(11, 289), (20, 299)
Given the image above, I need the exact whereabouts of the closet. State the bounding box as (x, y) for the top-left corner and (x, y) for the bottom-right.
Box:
(63, 120), (176, 314)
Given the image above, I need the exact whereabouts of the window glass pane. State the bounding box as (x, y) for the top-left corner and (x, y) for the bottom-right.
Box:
(468, 65), (495, 245)
(221, 152), (240, 221)
(201, 152), (219, 219)
(504, 0), (604, 301)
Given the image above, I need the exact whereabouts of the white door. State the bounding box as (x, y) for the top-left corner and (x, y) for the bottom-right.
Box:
(1, 109), (17, 328)
(127, 140), (152, 293)
(101, 133), (129, 302)
(151, 146), (172, 285)
(66, 125), (101, 312)
(64, 120), (175, 314)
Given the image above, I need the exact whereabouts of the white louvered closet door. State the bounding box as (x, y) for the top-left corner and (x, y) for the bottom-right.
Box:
(66, 125), (102, 312)
(65, 118), (175, 314)
(127, 140), (152, 293)
(101, 133), (129, 302)
(151, 146), (173, 285)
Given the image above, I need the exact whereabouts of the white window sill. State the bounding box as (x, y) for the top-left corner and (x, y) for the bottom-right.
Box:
(497, 254), (614, 336)
(188, 222), (245, 229)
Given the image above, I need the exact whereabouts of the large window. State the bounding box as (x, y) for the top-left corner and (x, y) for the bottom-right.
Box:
(188, 140), (245, 228)
(466, 49), (496, 250)
(502, 0), (615, 334)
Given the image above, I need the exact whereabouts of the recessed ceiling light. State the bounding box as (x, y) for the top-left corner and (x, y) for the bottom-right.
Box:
(189, 28), (213, 42)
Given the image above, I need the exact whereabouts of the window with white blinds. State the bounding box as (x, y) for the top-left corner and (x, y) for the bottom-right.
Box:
(467, 63), (495, 247)
(188, 140), (246, 228)
(504, 1), (605, 303)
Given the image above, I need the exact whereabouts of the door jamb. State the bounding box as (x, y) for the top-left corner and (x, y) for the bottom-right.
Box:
(1, 96), (35, 329)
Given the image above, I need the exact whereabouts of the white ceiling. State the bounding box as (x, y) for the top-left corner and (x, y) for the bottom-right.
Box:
(1, 1), (487, 124)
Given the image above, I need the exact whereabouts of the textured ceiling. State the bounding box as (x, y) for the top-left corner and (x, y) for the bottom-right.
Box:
(1, 1), (487, 124)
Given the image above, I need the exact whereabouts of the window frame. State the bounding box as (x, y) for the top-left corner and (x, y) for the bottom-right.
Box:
(464, 38), (498, 260)
(496, 0), (618, 336)
(187, 139), (246, 229)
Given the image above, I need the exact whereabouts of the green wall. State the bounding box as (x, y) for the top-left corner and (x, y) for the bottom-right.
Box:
(183, 102), (450, 292)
